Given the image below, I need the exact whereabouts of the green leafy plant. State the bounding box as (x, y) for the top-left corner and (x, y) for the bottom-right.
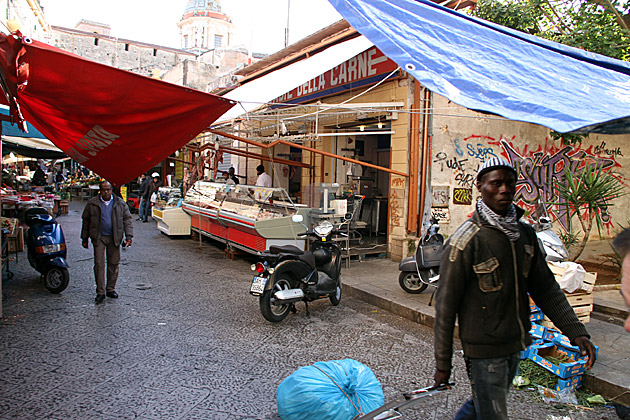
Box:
(554, 163), (627, 261)
(558, 230), (580, 252)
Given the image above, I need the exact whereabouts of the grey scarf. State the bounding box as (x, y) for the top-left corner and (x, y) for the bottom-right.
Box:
(476, 200), (521, 242)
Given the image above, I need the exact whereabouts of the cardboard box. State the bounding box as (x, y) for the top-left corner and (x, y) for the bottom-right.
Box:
(551, 334), (599, 359)
(528, 343), (587, 379)
(7, 226), (24, 252)
(556, 375), (583, 392)
(530, 311), (543, 322)
(529, 323), (545, 339)
(542, 328), (559, 342)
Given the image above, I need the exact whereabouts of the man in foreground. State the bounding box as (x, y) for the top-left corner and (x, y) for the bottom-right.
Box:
(81, 181), (133, 304)
(433, 157), (596, 419)
(613, 229), (630, 332)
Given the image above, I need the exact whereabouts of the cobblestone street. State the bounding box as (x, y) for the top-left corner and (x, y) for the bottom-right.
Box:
(0, 202), (616, 419)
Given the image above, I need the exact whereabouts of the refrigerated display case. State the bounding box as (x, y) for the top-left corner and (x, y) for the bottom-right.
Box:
(181, 181), (309, 254)
(152, 187), (190, 236)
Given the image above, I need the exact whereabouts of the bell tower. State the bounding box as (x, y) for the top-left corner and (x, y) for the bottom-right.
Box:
(177, 0), (235, 54)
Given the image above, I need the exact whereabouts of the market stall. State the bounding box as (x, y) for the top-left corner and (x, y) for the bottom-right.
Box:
(182, 181), (310, 254)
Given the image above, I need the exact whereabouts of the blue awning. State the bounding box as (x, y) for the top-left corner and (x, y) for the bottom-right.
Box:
(328, 0), (630, 134)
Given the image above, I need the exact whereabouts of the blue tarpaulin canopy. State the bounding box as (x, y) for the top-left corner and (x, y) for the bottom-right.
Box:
(328, 0), (630, 134)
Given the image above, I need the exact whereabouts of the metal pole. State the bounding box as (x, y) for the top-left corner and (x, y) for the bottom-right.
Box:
(285, 0), (291, 47)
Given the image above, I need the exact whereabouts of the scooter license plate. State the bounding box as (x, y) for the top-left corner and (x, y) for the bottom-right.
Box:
(250, 276), (267, 294)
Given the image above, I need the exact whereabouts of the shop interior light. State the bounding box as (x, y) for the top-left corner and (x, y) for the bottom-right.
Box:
(377, 121), (383, 129)
(359, 125), (365, 131)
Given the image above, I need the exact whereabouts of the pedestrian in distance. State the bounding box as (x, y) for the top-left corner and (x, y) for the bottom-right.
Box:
(141, 172), (162, 222)
(222, 171), (235, 185)
(228, 166), (240, 185)
(612, 228), (630, 332)
(81, 180), (133, 304)
(255, 164), (272, 187)
(137, 173), (148, 221)
(433, 157), (596, 420)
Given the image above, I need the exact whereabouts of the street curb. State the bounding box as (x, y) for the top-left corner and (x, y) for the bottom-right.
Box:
(342, 280), (625, 402)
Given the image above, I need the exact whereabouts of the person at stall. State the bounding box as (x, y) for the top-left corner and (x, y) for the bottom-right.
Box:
(140, 172), (162, 222)
(229, 167), (240, 185)
(255, 164), (272, 187)
(222, 171), (235, 185)
(54, 170), (65, 192)
(137, 174), (148, 222)
(31, 166), (47, 186)
(81, 180), (133, 304)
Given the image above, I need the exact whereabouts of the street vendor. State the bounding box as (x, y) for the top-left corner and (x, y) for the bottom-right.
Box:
(433, 157), (596, 419)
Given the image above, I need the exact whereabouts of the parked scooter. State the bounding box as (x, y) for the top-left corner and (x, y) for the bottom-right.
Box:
(526, 200), (569, 262)
(249, 213), (351, 322)
(24, 207), (69, 293)
(398, 217), (444, 296)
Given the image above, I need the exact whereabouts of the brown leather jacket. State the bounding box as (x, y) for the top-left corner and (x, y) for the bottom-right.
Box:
(81, 195), (133, 246)
(434, 207), (588, 372)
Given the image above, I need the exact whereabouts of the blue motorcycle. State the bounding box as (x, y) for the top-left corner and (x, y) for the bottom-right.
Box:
(24, 207), (69, 293)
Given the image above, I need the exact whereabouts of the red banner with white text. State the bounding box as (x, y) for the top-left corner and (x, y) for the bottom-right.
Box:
(0, 32), (235, 185)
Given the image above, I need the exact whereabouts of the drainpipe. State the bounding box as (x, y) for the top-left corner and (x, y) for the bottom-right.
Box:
(418, 88), (431, 233)
(407, 80), (421, 235)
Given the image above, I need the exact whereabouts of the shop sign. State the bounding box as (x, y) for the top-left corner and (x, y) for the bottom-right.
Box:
(453, 188), (472, 205)
(271, 47), (398, 104)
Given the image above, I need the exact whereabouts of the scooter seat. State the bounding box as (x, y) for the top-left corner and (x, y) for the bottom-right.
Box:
(269, 245), (304, 255)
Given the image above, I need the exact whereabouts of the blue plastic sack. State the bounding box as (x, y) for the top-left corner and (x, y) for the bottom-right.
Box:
(277, 359), (384, 420)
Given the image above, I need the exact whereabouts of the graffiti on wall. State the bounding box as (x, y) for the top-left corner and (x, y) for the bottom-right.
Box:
(434, 135), (625, 231)
(389, 189), (403, 227)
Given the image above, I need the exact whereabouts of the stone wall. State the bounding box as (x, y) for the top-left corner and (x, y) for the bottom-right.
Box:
(50, 27), (195, 78)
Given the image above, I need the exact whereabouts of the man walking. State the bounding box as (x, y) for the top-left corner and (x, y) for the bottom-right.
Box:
(433, 158), (596, 419)
(81, 180), (133, 304)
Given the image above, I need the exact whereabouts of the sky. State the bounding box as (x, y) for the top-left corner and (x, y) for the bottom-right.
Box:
(39, 0), (343, 54)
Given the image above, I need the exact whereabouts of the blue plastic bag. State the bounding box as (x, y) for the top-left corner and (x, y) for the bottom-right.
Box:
(277, 359), (384, 420)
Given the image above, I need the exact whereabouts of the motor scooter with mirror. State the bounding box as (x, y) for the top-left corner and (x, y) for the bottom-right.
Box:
(398, 216), (443, 297)
(249, 213), (351, 322)
(24, 207), (69, 293)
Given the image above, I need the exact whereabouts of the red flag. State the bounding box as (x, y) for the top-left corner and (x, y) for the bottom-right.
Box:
(0, 32), (235, 185)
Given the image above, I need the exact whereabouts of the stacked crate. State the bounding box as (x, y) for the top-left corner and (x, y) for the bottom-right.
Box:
(541, 263), (596, 328)
(525, 300), (598, 391)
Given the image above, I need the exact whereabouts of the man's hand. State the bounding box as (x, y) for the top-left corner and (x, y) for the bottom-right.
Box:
(125, 238), (132, 248)
(82, 240), (89, 249)
(573, 336), (597, 369)
(433, 369), (451, 387)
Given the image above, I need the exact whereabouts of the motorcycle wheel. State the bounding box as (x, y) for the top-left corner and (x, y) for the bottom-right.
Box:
(329, 282), (342, 306)
(399, 271), (428, 294)
(44, 267), (69, 293)
(259, 275), (294, 322)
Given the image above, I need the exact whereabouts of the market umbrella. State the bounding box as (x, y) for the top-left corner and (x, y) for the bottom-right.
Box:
(0, 32), (236, 185)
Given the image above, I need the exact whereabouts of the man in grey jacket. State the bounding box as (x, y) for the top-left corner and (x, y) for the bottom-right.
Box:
(81, 181), (133, 304)
(433, 158), (596, 419)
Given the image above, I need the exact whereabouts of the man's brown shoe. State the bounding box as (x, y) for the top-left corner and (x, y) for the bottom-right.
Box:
(106, 291), (119, 299)
(95, 294), (105, 304)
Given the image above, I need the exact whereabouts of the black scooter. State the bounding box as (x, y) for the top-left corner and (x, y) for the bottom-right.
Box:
(24, 207), (69, 293)
(249, 213), (351, 322)
(398, 217), (443, 300)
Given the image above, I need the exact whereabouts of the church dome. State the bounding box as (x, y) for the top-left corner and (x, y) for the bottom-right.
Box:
(182, 0), (230, 21)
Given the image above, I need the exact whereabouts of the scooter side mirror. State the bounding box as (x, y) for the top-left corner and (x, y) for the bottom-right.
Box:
(344, 212), (352, 221)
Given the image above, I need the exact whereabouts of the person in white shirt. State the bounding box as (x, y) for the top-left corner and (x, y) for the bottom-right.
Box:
(255, 164), (272, 187)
